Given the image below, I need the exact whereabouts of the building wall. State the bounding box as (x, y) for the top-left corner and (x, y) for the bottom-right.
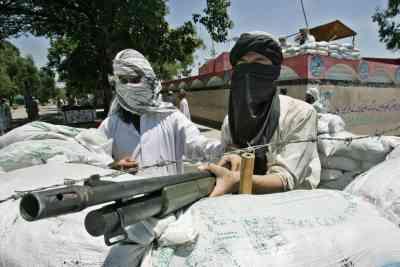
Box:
(187, 84), (400, 135)
(279, 83), (400, 135)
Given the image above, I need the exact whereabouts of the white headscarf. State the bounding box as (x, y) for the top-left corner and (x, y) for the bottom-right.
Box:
(109, 49), (175, 115)
(306, 85), (320, 102)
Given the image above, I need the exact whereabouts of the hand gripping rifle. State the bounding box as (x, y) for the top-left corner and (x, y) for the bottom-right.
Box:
(19, 171), (215, 246)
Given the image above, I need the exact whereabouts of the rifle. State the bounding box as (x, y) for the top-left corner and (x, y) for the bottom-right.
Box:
(19, 171), (215, 246)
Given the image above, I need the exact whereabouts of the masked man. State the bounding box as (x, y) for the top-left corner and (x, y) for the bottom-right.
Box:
(99, 49), (223, 176)
(204, 32), (321, 196)
(305, 85), (327, 113)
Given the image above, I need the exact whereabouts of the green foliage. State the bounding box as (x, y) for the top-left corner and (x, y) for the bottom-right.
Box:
(0, 40), (56, 103)
(0, 0), (233, 111)
(193, 0), (234, 42)
(373, 0), (400, 50)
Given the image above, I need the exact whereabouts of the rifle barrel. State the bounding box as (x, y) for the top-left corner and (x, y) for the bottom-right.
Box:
(20, 171), (214, 221)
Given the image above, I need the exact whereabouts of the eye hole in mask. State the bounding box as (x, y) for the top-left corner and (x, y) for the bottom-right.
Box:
(118, 75), (142, 84)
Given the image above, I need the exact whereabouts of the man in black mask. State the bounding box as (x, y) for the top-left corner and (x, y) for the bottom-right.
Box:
(202, 31), (321, 196)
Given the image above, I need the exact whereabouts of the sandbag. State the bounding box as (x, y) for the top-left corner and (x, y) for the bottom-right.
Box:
(320, 155), (360, 172)
(0, 163), (114, 267)
(345, 157), (400, 227)
(318, 171), (358, 190)
(318, 131), (392, 162)
(317, 113), (346, 135)
(0, 139), (113, 172)
(387, 145), (400, 160)
(0, 121), (82, 149)
(320, 168), (344, 181)
(0, 163), (173, 267)
(146, 190), (400, 267)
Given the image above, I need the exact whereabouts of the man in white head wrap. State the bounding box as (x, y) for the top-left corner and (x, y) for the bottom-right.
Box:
(99, 49), (223, 175)
(305, 84), (327, 113)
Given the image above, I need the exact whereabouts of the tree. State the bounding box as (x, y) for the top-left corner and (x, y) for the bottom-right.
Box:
(0, 0), (233, 114)
(37, 67), (56, 104)
(373, 0), (400, 50)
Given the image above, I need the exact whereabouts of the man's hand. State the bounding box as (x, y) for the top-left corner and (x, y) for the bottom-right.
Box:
(217, 154), (242, 172)
(111, 157), (139, 173)
(199, 163), (240, 197)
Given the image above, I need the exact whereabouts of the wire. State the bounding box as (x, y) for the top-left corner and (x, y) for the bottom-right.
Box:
(300, 0), (309, 28)
(1, 123), (400, 205)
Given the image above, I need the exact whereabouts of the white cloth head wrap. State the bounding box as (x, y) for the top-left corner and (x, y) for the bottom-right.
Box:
(306, 85), (320, 102)
(109, 49), (174, 115)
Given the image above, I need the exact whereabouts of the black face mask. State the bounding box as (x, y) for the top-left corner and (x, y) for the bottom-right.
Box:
(229, 63), (281, 175)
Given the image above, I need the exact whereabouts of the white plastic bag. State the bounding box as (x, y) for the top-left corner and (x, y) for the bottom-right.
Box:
(147, 190), (400, 267)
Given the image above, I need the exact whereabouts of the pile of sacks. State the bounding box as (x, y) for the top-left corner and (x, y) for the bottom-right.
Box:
(146, 190), (400, 267)
(283, 41), (361, 60)
(0, 121), (113, 173)
(345, 146), (400, 227)
(317, 113), (399, 190)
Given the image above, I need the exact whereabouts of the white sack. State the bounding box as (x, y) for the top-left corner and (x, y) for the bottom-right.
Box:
(318, 171), (358, 190)
(320, 155), (361, 172)
(0, 139), (113, 172)
(387, 145), (400, 160)
(0, 163), (173, 267)
(320, 168), (344, 181)
(318, 131), (392, 162)
(0, 121), (82, 148)
(0, 163), (114, 267)
(345, 157), (400, 227)
(146, 190), (400, 267)
(318, 113), (346, 135)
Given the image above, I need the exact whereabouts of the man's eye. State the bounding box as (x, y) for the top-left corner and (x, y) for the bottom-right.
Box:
(119, 76), (141, 84)
(129, 76), (141, 84)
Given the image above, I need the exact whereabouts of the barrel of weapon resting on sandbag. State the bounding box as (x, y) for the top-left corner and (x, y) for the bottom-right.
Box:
(20, 171), (215, 222)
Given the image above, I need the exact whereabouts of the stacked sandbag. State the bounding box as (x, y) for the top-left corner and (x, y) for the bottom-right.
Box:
(0, 122), (113, 173)
(282, 41), (361, 59)
(0, 121), (83, 149)
(0, 139), (113, 173)
(0, 163), (114, 267)
(146, 190), (400, 267)
(316, 113), (397, 190)
(318, 130), (395, 189)
(345, 156), (400, 227)
(317, 113), (346, 135)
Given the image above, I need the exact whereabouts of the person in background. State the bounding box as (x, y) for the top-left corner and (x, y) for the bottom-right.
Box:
(99, 49), (223, 176)
(296, 28), (316, 45)
(31, 97), (39, 121)
(305, 85), (327, 113)
(177, 89), (191, 120)
(0, 98), (11, 135)
(279, 88), (288, 95)
(201, 31), (320, 196)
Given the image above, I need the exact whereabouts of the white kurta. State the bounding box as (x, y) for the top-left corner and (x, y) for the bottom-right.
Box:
(179, 98), (191, 120)
(99, 110), (223, 176)
(221, 95), (321, 190)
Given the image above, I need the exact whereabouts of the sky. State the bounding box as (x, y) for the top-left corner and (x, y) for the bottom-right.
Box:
(9, 0), (397, 72)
